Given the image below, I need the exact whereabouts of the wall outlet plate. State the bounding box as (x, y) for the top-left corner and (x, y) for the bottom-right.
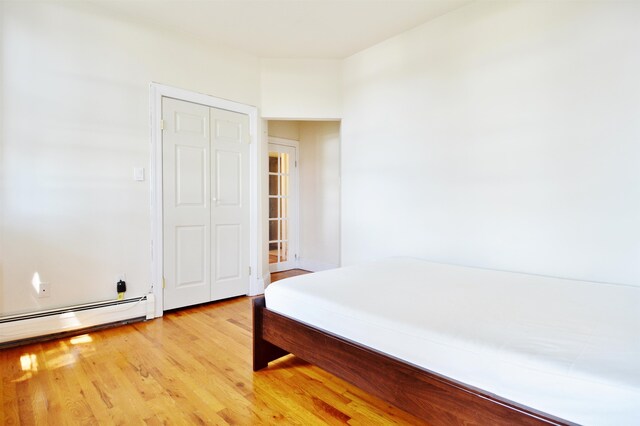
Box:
(38, 282), (51, 298)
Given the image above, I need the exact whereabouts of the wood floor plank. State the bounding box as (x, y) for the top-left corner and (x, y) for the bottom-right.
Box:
(1, 347), (24, 425)
(0, 295), (428, 425)
(270, 269), (312, 283)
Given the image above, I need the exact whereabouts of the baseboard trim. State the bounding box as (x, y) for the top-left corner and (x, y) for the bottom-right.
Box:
(0, 296), (151, 345)
(296, 259), (339, 272)
(0, 317), (146, 350)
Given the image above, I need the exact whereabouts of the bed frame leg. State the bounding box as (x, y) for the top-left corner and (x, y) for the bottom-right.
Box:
(253, 296), (289, 371)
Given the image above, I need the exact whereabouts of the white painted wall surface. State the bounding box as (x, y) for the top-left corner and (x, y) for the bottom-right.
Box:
(261, 59), (342, 119)
(0, 1), (260, 316)
(298, 122), (341, 270)
(0, 3), (5, 313)
(268, 120), (300, 141)
(341, 1), (640, 285)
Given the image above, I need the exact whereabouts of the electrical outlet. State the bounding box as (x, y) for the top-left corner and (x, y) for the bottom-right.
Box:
(38, 282), (51, 298)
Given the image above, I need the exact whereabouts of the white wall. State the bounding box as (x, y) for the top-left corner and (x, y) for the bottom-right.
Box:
(261, 59), (342, 119)
(298, 121), (341, 270)
(268, 120), (300, 140)
(341, 1), (640, 285)
(0, 1), (260, 316)
(0, 2), (5, 313)
(7, 0), (636, 321)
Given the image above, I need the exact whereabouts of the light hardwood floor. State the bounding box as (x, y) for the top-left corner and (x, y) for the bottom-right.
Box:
(270, 269), (311, 283)
(0, 295), (427, 424)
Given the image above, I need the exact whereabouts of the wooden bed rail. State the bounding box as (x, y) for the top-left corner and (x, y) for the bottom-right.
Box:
(252, 296), (573, 426)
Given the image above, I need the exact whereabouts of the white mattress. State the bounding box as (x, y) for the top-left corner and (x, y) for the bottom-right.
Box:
(264, 257), (640, 425)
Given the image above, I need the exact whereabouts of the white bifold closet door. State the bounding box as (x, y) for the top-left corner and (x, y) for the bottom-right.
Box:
(162, 97), (249, 310)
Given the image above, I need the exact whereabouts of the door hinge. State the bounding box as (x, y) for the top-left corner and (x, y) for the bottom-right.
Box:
(160, 119), (165, 130)
(295, 254), (298, 260)
(248, 266), (252, 276)
(295, 160), (298, 168)
(162, 276), (166, 289)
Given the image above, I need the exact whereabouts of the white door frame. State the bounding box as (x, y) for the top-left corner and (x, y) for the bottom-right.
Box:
(267, 137), (299, 272)
(149, 82), (261, 318)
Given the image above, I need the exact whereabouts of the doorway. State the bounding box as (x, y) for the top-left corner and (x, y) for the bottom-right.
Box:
(266, 120), (341, 274)
(268, 139), (299, 272)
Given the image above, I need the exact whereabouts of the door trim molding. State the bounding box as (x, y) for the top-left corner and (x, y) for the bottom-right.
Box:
(149, 82), (261, 317)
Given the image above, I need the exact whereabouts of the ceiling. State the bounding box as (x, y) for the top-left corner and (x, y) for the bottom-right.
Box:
(90, 0), (471, 59)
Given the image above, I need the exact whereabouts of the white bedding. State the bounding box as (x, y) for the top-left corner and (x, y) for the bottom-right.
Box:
(264, 257), (640, 425)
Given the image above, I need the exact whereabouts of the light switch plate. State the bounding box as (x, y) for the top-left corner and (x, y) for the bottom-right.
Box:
(133, 167), (145, 181)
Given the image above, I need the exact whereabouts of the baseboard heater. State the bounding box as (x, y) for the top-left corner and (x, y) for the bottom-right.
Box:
(0, 294), (155, 346)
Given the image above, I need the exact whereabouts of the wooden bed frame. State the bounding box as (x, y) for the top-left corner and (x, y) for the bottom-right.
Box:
(253, 296), (573, 425)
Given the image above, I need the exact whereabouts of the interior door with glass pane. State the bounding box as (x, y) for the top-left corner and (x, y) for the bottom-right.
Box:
(268, 142), (298, 272)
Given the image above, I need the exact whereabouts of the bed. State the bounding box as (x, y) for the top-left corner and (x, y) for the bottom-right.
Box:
(253, 257), (640, 425)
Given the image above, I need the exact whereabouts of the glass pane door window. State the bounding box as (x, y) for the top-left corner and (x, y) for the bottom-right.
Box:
(268, 142), (297, 272)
